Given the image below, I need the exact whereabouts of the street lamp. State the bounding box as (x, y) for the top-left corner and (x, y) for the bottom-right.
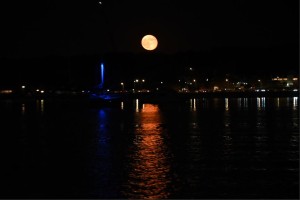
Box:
(120, 82), (124, 91)
(134, 79), (139, 91)
(141, 79), (145, 90)
(258, 80), (262, 89)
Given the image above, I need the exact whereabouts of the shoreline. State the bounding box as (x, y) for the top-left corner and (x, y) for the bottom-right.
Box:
(0, 91), (298, 101)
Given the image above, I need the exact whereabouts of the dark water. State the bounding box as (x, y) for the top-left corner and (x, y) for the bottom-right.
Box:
(0, 97), (298, 199)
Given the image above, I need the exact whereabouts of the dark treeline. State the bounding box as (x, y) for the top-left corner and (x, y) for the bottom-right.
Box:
(0, 45), (298, 89)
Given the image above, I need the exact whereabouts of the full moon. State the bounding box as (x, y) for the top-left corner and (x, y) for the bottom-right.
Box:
(141, 34), (158, 51)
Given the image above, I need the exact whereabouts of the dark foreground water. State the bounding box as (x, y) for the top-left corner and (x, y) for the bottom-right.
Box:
(0, 97), (298, 199)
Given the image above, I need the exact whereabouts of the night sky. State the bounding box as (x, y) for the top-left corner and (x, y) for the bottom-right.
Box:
(0, 0), (298, 88)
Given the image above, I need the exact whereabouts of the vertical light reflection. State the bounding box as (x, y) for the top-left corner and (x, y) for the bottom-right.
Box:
(41, 99), (44, 114)
(124, 104), (171, 199)
(224, 98), (230, 128)
(94, 108), (114, 197)
(286, 97), (290, 107)
(243, 98), (248, 108)
(21, 103), (25, 115)
(257, 97), (261, 110)
(202, 98), (206, 109)
(225, 98), (229, 111)
(98, 109), (109, 144)
(35, 99), (45, 114)
(135, 99), (139, 112)
(222, 134), (233, 159)
(193, 98), (196, 111)
(293, 97), (298, 110)
(190, 99), (193, 111)
(237, 98), (242, 108)
(121, 101), (124, 110)
(261, 97), (265, 109)
(276, 98), (280, 108)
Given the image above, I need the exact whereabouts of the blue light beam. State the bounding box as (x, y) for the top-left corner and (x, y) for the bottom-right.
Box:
(99, 62), (105, 89)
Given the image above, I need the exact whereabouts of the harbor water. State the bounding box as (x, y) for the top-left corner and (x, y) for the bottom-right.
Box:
(0, 97), (298, 198)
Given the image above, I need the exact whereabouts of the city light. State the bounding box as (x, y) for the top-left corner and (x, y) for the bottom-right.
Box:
(0, 90), (13, 94)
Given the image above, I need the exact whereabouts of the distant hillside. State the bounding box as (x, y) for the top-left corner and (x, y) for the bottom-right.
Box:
(0, 45), (298, 89)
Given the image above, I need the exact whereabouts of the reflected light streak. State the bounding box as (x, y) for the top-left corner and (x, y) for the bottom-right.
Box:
(224, 98), (230, 128)
(293, 97), (298, 110)
(193, 98), (196, 111)
(189, 98), (196, 111)
(257, 97), (261, 110)
(121, 101), (124, 110)
(222, 135), (233, 158)
(243, 98), (248, 108)
(34, 99), (44, 114)
(93, 108), (114, 197)
(276, 98), (280, 108)
(97, 109), (109, 144)
(238, 98), (242, 108)
(41, 99), (44, 113)
(262, 97), (265, 109)
(135, 99), (139, 112)
(202, 98), (207, 109)
(225, 98), (229, 111)
(257, 97), (265, 110)
(124, 104), (171, 199)
(21, 103), (25, 115)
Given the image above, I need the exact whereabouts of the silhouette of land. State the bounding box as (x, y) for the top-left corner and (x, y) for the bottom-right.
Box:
(0, 45), (298, 92)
